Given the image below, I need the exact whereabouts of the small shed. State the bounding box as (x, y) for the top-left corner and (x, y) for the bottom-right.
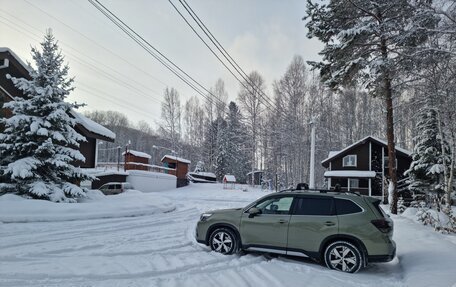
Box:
(247, 171), (263, 186)
(123, 150), (151, 171)
(161, 155), (191, 188)
(223, 174), (236, 189)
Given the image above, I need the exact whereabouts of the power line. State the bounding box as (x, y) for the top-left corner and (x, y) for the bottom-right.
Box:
(0, 18), (160, 122)
(171, 0), (285, 117)
(21, 0), (168, 88)
(0, 12), (163, 106)
(88, 0), (229, 113)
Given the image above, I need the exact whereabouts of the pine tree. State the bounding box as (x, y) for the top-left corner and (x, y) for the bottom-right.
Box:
(0, 31), (93, 202)
(226, 102), (250, 183)
(215, 119), (230, 181)
(406, 107), (451, 201)
(305, 0), (440, 214)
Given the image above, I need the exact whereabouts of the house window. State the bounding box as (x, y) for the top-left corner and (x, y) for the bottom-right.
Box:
(343, 155), (357, 167)
(383, 157), (397, 168)
(348, 179), (359, 190)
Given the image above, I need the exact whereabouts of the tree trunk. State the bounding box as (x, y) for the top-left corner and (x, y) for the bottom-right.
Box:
(385, 81), (398, 214)
(380, 37), (398, 214)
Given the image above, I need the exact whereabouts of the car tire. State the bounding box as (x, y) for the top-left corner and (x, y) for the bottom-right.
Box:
(209, 227), (238, 255)
(324, 241), (364, 273)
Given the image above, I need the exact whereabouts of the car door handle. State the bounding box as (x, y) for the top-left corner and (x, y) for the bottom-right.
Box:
(324, 221), (336, 226)
(278, 219), (288, 224)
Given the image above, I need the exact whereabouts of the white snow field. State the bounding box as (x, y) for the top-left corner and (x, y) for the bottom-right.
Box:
(1, 184), (455, 287)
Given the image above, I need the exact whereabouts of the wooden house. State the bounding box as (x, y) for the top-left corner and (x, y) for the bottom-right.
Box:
(122, 150), (151, 171)
(161, 155), (190, 188)
(321, 136), (412, 197)
(0, 47), (115, 169)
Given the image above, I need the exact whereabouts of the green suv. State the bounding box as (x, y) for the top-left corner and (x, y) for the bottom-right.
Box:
(195, 189), (395, 273)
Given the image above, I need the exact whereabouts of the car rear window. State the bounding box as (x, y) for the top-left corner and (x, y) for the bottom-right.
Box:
(293, 197), (334, 216)
(335, 198), (362, 215)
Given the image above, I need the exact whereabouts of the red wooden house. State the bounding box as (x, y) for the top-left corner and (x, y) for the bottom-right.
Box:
(122, 150), (151, 171)
(161, 155), (190, 188)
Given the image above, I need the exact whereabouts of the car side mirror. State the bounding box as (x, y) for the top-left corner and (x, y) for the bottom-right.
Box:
(248, 207), (261, 218)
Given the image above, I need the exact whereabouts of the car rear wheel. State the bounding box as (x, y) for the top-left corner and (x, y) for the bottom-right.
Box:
(209, 228), (238, 255)
(324, 241), (363, 273)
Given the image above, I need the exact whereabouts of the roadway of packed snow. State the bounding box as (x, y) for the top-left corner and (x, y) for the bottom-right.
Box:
(1, 183), (455, 287)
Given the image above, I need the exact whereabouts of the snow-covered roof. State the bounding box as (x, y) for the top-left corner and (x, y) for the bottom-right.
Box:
(370, 136), (412, 156)
(223, 175), (236, 182)
(161, 155), (191, 164)
(324, 170), (376, 178)
(0, 47), (31, 72)
(70, 110), (116, 141)
(122, 150), (151, 159)
(189, 171), (216, 177)
(322, 136), (412, 164)
(83, 168), (129, 177)
(328, 151), (339, 158)
(246, 170), (263, 175)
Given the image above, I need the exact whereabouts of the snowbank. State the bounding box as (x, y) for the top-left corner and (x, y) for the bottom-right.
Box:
(0, 190), (175, 223)
(127, 170), (176, 192)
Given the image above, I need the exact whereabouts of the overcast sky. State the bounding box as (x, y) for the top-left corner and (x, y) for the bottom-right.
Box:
(0, 0), (323, 127)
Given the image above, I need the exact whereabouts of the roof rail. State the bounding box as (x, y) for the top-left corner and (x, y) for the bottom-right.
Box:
(278, 188), (362, 196)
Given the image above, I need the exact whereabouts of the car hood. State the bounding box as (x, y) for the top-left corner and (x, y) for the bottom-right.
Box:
(208, 207), (243, 215)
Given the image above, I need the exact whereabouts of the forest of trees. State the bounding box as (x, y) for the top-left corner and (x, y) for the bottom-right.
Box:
(89, 1), (456, 217)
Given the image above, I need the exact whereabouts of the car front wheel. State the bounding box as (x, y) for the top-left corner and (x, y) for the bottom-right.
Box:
(324, 241), (363, 273)
(209, 228), (238, 255)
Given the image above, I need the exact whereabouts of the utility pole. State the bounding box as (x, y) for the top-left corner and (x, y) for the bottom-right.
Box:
(309, 120), (316, 189)
(117, 146), (121, 171)
(124, 140), (131, 172)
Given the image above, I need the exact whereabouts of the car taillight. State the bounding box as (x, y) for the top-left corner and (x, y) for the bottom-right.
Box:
(371, 219), (392, 233)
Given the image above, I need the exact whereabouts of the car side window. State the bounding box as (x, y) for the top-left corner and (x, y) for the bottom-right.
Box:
(335, 198), (363, 215)
(293, 197), (334, 216)
(255, 197), (294, 215)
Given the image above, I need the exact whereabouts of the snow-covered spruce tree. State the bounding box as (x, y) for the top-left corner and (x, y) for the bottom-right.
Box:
(305, 0), (440, 214)
(406, 107), (451, 204)
(0, 31), (93, 202)
(215, 119), (230, 181)
(226, 101), (250, 183)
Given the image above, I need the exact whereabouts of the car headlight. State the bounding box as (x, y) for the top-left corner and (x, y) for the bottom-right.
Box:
(200, 213), (213, 221)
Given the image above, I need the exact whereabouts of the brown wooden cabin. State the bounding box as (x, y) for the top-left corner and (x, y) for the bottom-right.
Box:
(0, 48), (115, 169)
(321, 136), (412, 197)
(122, 150), (151, 171)
(161, 155), (190, 188)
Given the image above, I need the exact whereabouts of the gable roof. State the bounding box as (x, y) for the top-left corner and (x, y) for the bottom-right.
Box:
(122, 149), (151, 159)
(0, 47), (31, 73)
(70, 110), (116, 142)
(321, 136), (412, 167)
(223, 174), (236, 182)
(0, 48), (116, 143)
(161, 155), (191, 164)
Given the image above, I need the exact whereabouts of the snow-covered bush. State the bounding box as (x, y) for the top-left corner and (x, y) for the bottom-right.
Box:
(0, 31), (93, 202)
(398, 197), (407, 214)
(416, 198), (456, 233)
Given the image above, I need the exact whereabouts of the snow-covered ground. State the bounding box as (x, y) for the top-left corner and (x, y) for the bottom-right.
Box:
(1, 183), (455, 287)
